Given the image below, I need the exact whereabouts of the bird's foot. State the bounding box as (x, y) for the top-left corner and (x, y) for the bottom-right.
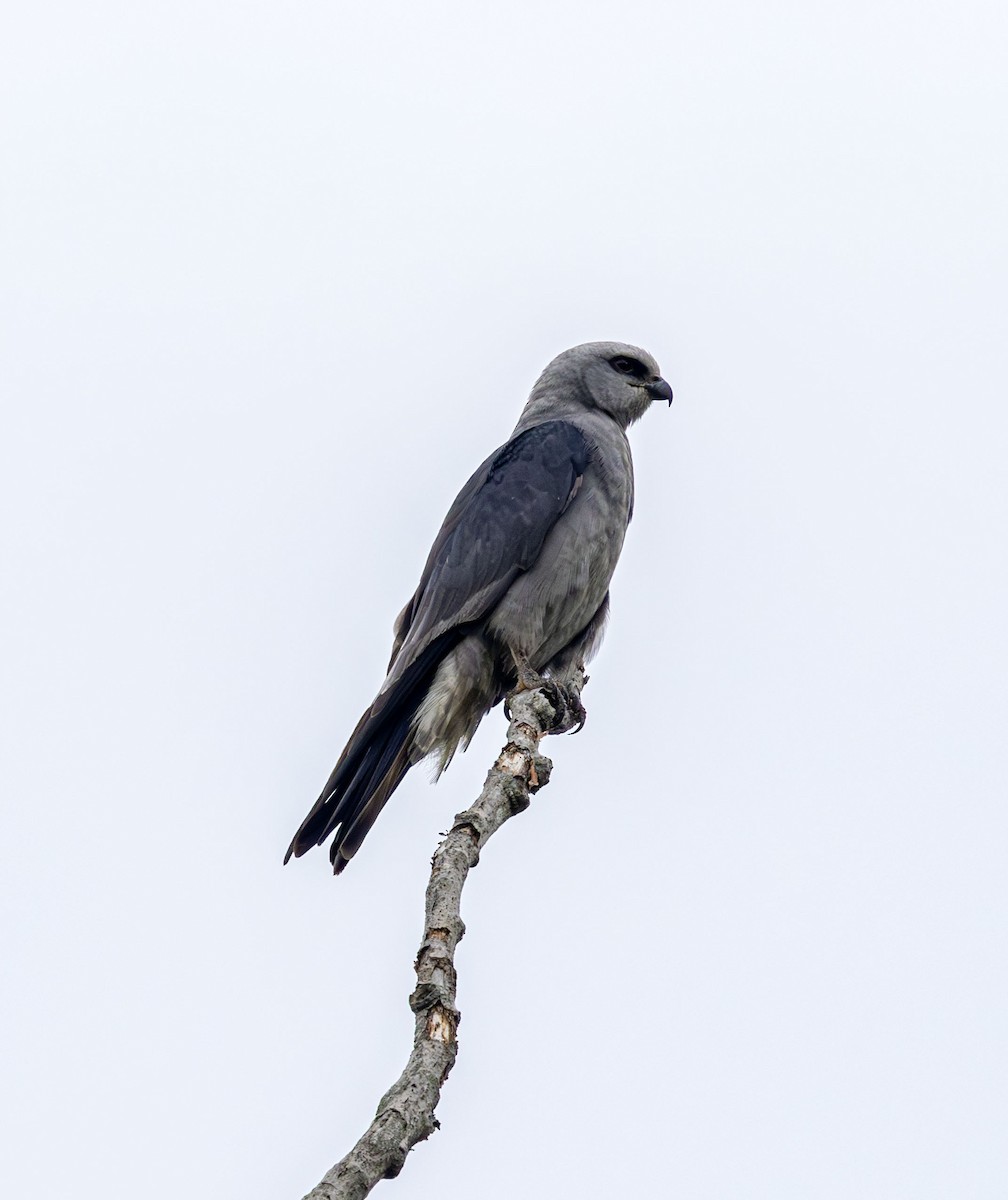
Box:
(505, 656), (548, 719)
(513, 661), (548, 694)
(506, 652), (586, 734)
(506, 671), (543, 720)
(510, 678), (586, 735)
(544, 680), (587, 735)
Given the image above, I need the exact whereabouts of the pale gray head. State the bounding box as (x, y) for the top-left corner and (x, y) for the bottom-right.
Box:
(528, 341), (672, 430)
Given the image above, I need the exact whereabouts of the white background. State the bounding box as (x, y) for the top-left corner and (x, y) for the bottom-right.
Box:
(2, 2), (1006, 1196)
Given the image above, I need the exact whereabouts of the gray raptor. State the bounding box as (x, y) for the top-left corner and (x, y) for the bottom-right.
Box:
(286, 341), (672, 873)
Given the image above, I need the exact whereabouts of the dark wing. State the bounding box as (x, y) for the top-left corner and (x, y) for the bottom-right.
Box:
(387, 419), (592, 675)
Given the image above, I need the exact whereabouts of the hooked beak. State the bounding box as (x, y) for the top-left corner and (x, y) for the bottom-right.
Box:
(646, 376), (674, 406)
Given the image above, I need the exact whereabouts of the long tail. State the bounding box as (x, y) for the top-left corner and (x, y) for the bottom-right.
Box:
(285, 635), (454, 874)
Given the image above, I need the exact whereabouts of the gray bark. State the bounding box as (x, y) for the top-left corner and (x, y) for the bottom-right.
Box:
(299, 673), (586, 1199)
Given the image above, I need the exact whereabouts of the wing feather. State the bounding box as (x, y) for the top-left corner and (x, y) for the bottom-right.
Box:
(387, 420), (591, 675)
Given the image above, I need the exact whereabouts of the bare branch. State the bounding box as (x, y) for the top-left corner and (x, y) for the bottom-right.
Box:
(300, 672), (586, 1200)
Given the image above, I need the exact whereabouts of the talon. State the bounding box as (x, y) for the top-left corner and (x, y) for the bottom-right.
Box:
(541, 680), (568, 730)
(538, 681), (587, 735)
(567, 694), (587, 734)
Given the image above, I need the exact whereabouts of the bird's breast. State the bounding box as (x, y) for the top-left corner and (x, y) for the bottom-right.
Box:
(486, 456), (632, 665)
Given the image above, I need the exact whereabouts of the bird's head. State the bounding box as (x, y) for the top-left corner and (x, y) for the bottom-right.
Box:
(532, 341), (672, 429)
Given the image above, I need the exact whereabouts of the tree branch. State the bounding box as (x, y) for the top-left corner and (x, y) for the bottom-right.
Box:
(300, 671), (586, 1200)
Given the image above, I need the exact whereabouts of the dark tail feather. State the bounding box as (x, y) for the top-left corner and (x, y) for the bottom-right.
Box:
(283, 704), (411, 866)
(285, 633), (456, 872)
(331, 739), (412, 874)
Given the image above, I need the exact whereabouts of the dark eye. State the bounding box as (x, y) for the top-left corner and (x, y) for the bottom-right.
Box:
(610, 355), (645, 378)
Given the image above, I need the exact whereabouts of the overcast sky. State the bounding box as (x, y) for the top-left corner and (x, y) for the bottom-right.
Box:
(2, 2), (1007, 1197)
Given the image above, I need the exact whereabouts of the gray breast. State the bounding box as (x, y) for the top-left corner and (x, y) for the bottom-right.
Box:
(486, 414), (634, 666)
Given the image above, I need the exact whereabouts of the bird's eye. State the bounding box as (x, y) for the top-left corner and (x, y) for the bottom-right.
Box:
(610, 356), (643, 377)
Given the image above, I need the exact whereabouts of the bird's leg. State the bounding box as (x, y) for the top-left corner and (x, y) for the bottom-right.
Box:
(511, 649), (548, 694)
(503, 649), (545, 720)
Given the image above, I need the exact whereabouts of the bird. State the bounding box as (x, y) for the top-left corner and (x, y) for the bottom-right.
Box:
(286, 341), (672, 873)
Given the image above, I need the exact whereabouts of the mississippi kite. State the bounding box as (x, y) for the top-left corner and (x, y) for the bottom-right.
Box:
(286, 341), (672, 873)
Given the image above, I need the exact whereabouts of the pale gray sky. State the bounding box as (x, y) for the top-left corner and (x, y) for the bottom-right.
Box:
(2, 2), (1006, 1197)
